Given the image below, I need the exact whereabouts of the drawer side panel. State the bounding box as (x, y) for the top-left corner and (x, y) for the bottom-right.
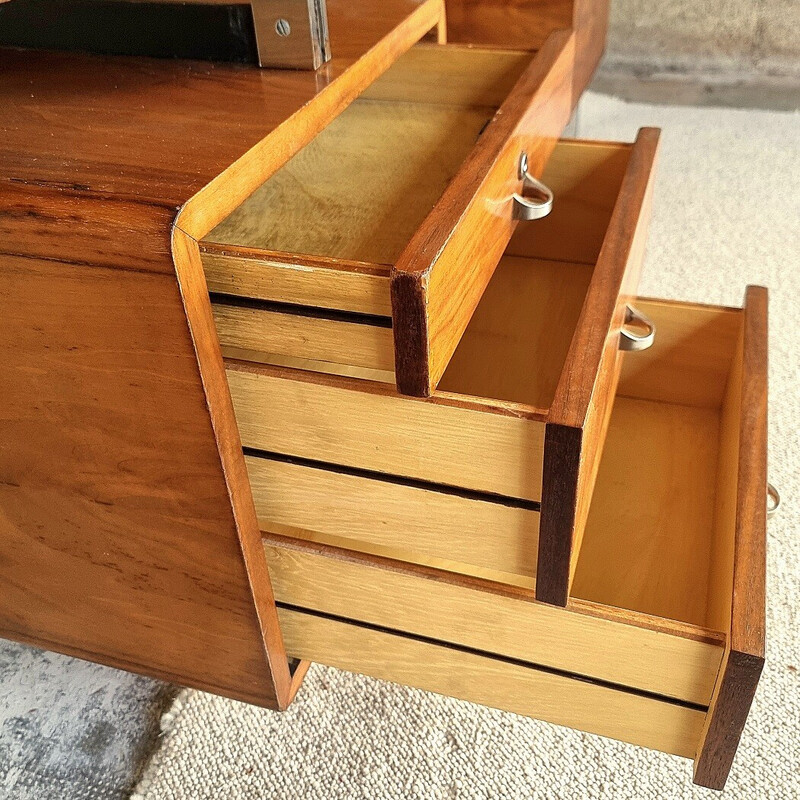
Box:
(278, 606), (707, 758)
(248, 454), (540, 580)
(694, 286), (768, 789)
(392, 30), (575, 395)
(537, 127), (660, 606)
(228, 366), (546, 502)
(264, 535), (724, 706)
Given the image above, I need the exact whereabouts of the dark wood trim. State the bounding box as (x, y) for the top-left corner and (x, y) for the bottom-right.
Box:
(535, 423), (582, 606)
(694, 650), (764, 789)
(694, 286), (768, 789)
(391, 269), (432, 396)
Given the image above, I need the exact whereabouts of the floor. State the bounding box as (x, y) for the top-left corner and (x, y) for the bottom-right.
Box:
(2, 88), (798, 799)
(0, 642), (172, 799)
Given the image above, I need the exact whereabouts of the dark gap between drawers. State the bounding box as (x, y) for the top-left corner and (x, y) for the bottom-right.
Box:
(243, 446), (541, 512)
(277, 602), (709, 713)
(210, 292), (392, 328)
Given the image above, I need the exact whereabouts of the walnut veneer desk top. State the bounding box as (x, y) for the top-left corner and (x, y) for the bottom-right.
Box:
(0, 0), (445, 710)
(0, 0), (603, 710)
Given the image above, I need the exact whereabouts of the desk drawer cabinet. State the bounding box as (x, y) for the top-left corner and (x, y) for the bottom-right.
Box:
(202, 39), (577, 396)
(261, 291), (768, 789)
(224, 129), (659, 605)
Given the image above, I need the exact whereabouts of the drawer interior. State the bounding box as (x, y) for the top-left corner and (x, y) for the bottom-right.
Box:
(263, 298), (750, 638)
(572, 298), (745, 632)
(215, 138), (636, 410)
(204, 44), (533, 277)
(439, 140), (635, 408)
(263, 296), (762, 761)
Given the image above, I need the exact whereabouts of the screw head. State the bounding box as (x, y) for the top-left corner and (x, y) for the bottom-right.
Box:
(275, 18), (291, 36)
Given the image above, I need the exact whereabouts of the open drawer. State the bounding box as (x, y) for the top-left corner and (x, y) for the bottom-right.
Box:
(261, 290), (768, 790)
(202, 36), (576, 396)
(224, 130), (659, 606)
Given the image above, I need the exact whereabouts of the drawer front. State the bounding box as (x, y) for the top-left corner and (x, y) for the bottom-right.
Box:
(277, 606), (706, 759)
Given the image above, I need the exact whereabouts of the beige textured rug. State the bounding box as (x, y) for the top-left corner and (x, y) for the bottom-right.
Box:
(132, 94), (800, 799)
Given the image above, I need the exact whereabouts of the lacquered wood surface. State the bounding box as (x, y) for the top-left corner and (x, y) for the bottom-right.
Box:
(0, 248), (282, 705)
(537, 128), (659, 606)
(0, 0), (442, 706)
(0, 0), (442, 237)
(278, 606), (707, 758)
(392, 29), (575, 395)
(446, 0), (573, 50)
(694, 287), (768, 789)
(264, 533), (723, 705)
(445, 0), (609, 104)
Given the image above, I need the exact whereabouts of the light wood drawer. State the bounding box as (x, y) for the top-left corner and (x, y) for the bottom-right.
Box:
(203, 37), (576, 395)
(225, 129), (660, 605)
(263, 290), (768, 789)
(247, 453), (540, 583)
(277, 607), (708, 759)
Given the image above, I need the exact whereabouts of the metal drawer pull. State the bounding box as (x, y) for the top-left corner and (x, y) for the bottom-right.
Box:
(767, 483), (781, 518)
(512, 152), (554, 221)
(619, 304), (656, 352)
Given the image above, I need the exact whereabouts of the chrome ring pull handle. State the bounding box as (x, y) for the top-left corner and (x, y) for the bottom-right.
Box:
(512, 152), (554, 221)
(767, 483), (781, 518)
(619, 304), (656, 352)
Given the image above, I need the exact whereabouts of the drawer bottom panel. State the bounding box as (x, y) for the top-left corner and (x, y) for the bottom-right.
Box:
(277, 607), (706, 759)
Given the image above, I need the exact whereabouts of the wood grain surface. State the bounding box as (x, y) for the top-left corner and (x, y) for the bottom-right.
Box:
(536, 128), (659, 606)
(392, 29), (575, 395)
(226, 363), (547, 501)
(0, 247), (283, 705)
(0, 0), (443, 706)
(278, 606), (708, 758)
(571, 396), (723, 626)
(694, 287), (768, 789)
(246, 453), (541, 581)
(263, 533), (724, 705)
(212, 299), (395, 372)
(446, 0), (573, 50)
(202, 245), (393, 315)
(445, 0), (610, 105)
(205, 97), (498, 264)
